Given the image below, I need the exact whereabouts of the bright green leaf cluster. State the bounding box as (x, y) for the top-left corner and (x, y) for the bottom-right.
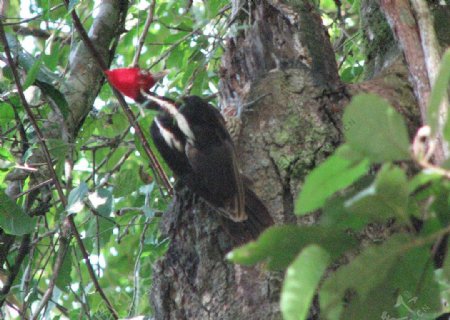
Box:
(229, 58), (450, 319)
(0, 0), (228, 317)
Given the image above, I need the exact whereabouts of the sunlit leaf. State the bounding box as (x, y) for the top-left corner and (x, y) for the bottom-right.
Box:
(344, 94), (410, 162)
(67, 182), (89, 214)
(320, 234), (440, 319)
(281, 245), (330, 320)
(227, 225), (356, 270)
(88, 188), (113, 217)
(345, 164), (409, 223)
(296, 145), (370, 214)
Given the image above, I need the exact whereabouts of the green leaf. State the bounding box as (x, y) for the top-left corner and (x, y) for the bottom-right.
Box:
(343, 94), (410, 162)
(55, 251), (72, 291)
(4, 33), (68, 118)
(295, 145), (369, 214)
(0, 147), (14, 162)
(86, 216), (115, 245)
(281, 245), (330, 320)
(67, 182), (89, 214)
(428, 49), (450, 136)
(113, 168), (140, 197)
(345, 164), (409, 223)
(23, 57), (43, 90)
(227, 225), (356, 270)
(37, 82), (69, 119)
(320, 234), (440, 320)
(0, 147), (15, 170)
(0, 190), (37, 235)
(408, 171), (442, 194)
(88, 188), (112, 217)
(0, 102), (15, 121)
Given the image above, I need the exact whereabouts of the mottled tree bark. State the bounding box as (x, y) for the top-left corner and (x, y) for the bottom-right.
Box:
(151, 1), (342, 319)
(150, 0), (450, 319)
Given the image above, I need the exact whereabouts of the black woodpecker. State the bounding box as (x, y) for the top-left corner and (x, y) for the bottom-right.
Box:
(106, 68), (273, 237)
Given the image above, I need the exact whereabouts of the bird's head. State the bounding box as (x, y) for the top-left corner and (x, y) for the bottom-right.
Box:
(105, 67), (167, 102)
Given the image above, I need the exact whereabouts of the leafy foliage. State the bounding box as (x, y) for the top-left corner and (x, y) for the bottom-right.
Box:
(0, 0), (230, 318)
(0, 190), (37, 235)
(1, 0), (450, 319)
(281, 245), (330, 320)
(230, 58), (450, 319)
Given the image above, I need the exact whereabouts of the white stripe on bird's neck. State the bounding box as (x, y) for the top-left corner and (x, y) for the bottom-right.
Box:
(154, 118), (184, 152)
(141, 91), (195, 143)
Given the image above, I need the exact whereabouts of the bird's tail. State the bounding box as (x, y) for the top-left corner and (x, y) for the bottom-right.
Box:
(224, 185), (274, 245)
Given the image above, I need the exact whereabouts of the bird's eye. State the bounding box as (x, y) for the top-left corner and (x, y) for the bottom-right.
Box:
(139, 69), (150, 77)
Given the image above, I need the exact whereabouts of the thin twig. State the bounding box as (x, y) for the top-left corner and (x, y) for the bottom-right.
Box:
(68, 219), (119, 318)
(0, 20), (67, 213)
(0, 21), (73, 313)
(129, 217), (151, 316)
(0, 235), (31, 308)
(148, 26), (203, 69)
(2, 4), (65, 26)
(31, 234), (69, 320)
(132, 0), (157, 67)
(13, 178), (53, 200)
(148, 3), (231, 70)
(84, 128), (131, 182)
(69, 287), (92, 320)
(0, 20), (119, 320)
(96, 147), (134, 189)
(63, 0), (172, 194)
(71, 251), (93, 320)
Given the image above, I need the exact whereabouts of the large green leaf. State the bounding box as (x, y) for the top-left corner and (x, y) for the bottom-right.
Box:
(5, 33), (69, 118)
(23, 57), (43, 90)
(281, 245), (330, 320)
(343, 94), (410, 162)
(295, 145), (369, 214)
(37, 82), (69, 119)
(88, 188), (113, 217)
(0, 102), (15, 122)
(227, 225), (356, 270)
(66, 182), (89, 214)
(0, 190), (37, 235)
(345, 164), (409, 223)
(320, 234), (440, 320)
(112, 168), (140, 197)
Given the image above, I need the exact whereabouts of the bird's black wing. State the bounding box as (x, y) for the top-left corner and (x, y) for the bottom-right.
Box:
(180, 96), (246, 221)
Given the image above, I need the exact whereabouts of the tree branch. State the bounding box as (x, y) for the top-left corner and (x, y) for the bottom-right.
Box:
(0, 18), (119, 320)
(380, 0), (446, 163)
(132, 0), (157, 67)
(0, 235), (30, 308)
(30, 233), (69, 320)
(63, 0), (172, 194)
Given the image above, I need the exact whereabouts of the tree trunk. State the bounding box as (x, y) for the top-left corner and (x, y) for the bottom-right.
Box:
(150, 0), (450, 319)
(151, 1), (342, 319)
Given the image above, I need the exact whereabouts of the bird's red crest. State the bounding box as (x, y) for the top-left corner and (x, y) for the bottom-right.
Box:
(105, 67), (156, 100)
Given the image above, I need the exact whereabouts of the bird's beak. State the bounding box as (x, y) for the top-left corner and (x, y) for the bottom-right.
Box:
(152, 69), (170, 82)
